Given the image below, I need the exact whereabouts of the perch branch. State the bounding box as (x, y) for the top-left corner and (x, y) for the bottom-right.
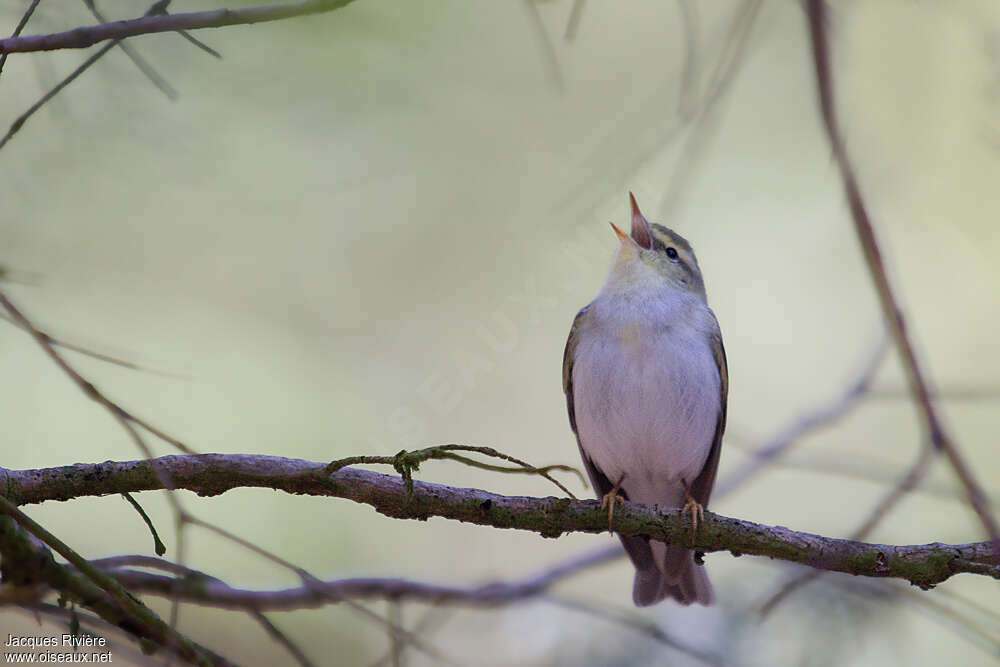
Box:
(4, 454), (998, 589)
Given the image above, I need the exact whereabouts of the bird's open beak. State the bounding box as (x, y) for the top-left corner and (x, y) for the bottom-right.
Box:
(629, 192), (653, 250)
(610, 222), (632, 245)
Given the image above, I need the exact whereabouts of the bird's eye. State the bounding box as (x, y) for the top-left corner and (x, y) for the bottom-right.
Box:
(665, 247), (679, 260)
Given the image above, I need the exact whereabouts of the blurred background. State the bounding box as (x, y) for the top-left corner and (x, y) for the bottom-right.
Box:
(1, 0), (999, 664)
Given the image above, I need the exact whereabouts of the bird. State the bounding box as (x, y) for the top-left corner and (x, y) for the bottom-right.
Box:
(562, 193), (728, 606)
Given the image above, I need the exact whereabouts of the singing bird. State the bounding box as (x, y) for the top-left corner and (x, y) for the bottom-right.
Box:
(563, 194), (728, 606)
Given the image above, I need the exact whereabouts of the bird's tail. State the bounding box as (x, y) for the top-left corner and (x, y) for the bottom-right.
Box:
(625, 537), (714, 607)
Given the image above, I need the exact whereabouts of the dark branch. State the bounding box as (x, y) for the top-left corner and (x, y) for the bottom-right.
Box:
(100, 547), (621, 609)
(802, 0), (1000, 541)
(4, 453), (998, 589)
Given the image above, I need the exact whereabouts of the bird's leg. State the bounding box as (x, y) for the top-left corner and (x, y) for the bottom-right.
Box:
(680, 478), (704, 546)
(600, 474), (627, 532)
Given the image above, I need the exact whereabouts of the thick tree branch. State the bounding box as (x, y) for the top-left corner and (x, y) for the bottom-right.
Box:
(0, 0), (358, 55)
(4, 454), (998, 589)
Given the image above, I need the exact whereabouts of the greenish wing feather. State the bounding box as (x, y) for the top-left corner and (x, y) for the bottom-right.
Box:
(562, 306), (589, 434)
(563, 305), (614, 496)
(689, 324), (728, 506)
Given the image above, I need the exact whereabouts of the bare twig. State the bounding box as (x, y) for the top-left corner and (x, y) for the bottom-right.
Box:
(821, 578), (1000, 658)
(0, 310), (183, 376)
(522, 0), (564, 91)
(0, 0), (360, 54)
(657, 0), (762, 220)
(0, 498), (227, 665)
(729, 447), (998, 505)
(717, 334), (887, 497)
(249, 611), (316, 667)
(802, 0), (1000, 541)
(759, 444), (938, 615)
(868, 385), (1000, 402)
(121, 492), (167, 556)
(676, 0), (701, 120)
(82, 0), (178, 100)
(178, 513), (453, 663)
(563, 0), (586, 41)
(367, 607), (454, 667)
(0, 1), (180, 151)
(174, 29), (221, 59)
(0, 0), (40, 76)
(388, 600), (402, 667)
(0, 38), (113, 151)
(0, 290), (196, 456)
(104, 546), (621, 609)
(545, 594), (721, 665)
(25, 603), (169, 666)
(0, 287), (196, 642)
(93, 547), (711, 664)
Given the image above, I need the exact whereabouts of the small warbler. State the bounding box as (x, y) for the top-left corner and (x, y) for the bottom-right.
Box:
(563, 193), (728, 606)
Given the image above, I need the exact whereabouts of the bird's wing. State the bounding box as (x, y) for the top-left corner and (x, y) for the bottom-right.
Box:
(562, 306), (612, 493)
(688, 322), (728, 507)
(562, 305), (588, 435)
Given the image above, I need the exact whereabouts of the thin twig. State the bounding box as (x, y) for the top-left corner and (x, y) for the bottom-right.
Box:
(0, 0), (41, 76)
(726, 446), (997, 505)
(522, 0), (564, 91)
(249, 611), (316, 667)
(107, 546), (622, 609)
(388, 600), (402, 667)
(0, 310), (184, 376)
(26, 603), (168, 666)
(367, 607), (454, 667)
(676, 0), (701, 120)
(868, 385), (1000, 402)
(0, 288), (193, 645)
(121, 492), (167, 556)
(803, 0), (1000, 541)
(545, 594), (721, 665)
(0, 497), (226, 665)
(0, 0), (175, 151)
(0, 290), (196, 456)
(82, 0), (178, 100)
(180, 513), (453, 663)
(759, 443), (938, 616)
(717, 333), (887, 497)
(657, 0), (762, 220)
(0, 0), (360, 54)
(174, 28), (221, 59)
(563, 0), (585, 41)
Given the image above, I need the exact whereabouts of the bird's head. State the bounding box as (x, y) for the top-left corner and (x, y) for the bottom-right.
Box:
(606, 193), (707, 301)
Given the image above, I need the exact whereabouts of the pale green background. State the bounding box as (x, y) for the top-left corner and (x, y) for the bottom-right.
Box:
(1, 1), (998, 665)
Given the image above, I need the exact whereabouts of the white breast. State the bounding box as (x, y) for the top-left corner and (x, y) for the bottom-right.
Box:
(572, 293), (721, 507)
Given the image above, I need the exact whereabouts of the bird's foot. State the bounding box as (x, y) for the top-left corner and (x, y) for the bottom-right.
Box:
(680, 479), (704, 546)
(600, 475), (627, 532)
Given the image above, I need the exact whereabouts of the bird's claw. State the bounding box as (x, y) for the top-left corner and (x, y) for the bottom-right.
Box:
(680, 479), (704, 546)
(600, 474), (627, 532)
(600, 490), (625, 532)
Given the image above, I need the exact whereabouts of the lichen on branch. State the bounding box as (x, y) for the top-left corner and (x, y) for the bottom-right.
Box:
(4, 453), (997, 589)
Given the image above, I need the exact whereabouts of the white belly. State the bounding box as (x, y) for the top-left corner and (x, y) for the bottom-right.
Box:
(572, 307), (720, 506)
